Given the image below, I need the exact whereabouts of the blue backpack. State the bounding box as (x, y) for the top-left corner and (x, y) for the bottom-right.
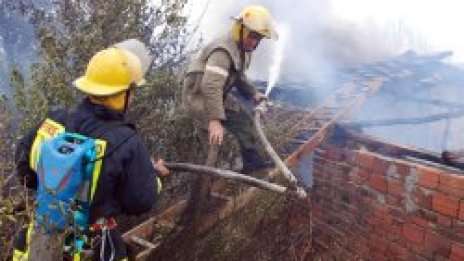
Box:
(29, 117), (134, 257)
(34, 132), (98, 233)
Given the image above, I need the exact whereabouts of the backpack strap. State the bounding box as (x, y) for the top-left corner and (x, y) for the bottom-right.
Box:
(89, 127), (135, 163)
(64, 111), (136, 162)
(65, 111), (77, 133)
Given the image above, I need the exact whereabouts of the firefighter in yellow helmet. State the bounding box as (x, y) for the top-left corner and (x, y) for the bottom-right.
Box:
(13, 40), (169, 260)
(75, 39), (150, 112)
(182, 5), (278, 175)
(232, 5), (278, 50)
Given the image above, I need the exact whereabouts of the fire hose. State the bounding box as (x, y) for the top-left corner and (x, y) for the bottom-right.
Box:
(165, 162), (307, 199)
(254, 100), (298, 185)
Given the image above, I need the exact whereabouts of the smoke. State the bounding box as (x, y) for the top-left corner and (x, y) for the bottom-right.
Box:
(189, 0), (464, 86)
(189, 0), (390, 85)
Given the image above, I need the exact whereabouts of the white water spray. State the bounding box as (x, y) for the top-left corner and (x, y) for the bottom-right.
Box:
(265, 24), (290, 97)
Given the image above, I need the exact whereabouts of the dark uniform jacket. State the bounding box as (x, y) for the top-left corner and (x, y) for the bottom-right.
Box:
(15, 98), (159, 223)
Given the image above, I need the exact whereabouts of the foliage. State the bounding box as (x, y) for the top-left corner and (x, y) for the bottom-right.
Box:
(5, 0), (189, 128)
(0, 1), (292, 259)
(0, 0), (193, 258)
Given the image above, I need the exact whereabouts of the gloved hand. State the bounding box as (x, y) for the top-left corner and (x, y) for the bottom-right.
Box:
(253, 91), (267, 104)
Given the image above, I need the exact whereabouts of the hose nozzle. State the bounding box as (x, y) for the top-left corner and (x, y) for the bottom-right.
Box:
(255, 99), (269, 114)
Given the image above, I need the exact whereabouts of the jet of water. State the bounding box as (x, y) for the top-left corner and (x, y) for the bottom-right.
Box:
(265, 24), (290, 97)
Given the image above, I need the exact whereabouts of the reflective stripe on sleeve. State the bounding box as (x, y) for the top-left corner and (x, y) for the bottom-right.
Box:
(157, 177), (162, 194)
(205, 65), (229, 78)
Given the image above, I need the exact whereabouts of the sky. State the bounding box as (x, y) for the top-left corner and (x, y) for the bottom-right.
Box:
(186, 0), (464, 83)
(331, 0), (464, 58)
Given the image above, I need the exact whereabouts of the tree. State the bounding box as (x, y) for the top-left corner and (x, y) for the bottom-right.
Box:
(5, 0), (203, 160)
(1, 0), (198, 258)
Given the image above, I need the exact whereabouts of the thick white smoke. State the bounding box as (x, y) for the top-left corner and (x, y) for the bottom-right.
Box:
(188, 0), (464, 84)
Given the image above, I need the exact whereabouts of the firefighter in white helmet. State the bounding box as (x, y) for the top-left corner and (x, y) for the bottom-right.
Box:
(182, 5), (278, 174)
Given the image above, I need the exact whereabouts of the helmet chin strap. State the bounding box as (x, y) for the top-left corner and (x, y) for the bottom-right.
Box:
(123, 83), (136, 114)
(238, 21), (245, 50)
(239, 24), (246, 73)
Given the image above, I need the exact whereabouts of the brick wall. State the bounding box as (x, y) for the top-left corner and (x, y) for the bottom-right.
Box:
(311, 140), (464, 260)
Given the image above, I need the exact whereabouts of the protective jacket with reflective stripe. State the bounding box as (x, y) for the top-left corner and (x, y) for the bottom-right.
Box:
(182, 34), (257, 128)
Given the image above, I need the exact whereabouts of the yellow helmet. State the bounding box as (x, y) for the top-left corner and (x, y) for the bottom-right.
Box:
(74, 47), (145, 97)
(232, 5), (278, 41)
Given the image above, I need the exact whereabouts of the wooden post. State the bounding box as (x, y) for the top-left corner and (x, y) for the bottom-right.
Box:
(181, 144), (219, 231)
(194, 144), (218, 232)
(28, 229), (65, 261)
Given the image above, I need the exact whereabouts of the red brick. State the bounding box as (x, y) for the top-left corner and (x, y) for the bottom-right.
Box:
(354, 168), (369, 185)
(374, 204), (390, 218)
(424, 231), (451, 257)
(440, 173), (464, 198)
(340, 171), (351, 183)
(357, 151), (375, 170)
(403, 224), (425, 246)
(374, 214), (394, 235)
(395, 161), (411, 178)
(388, 180), (404, 197)
(389, 207), (404, 219)
(412, 188), (433, 210)
(370, 252), (389, 261)
(372, 156), (389, 175)
(408, 253), (432, 261)
(354, 238), (370, 256)
(385, 223), (403, 241)
(409, 214), (429, 228)
(451, 243), (464, 261)
(432, 193), (460, 218)
(452, 219), (464, 236)
(405, 232), (431, 258)
(416, 165), (440, 189)
(345, 150), (358, 166)
(362, 199), (377, 214)
(389, 241), (408, 260)
(386, 195), (402, 208)
(325, 146), (344, 161)
(364, 214), (377, 227)
(417, 209), (438, 223)
(460, 201), (464, 221)
(438, 214), (453, 227)
(435, 254), (450, 261)
(367, 235), (389, 254)
(369, 175), (387, 193)
(374, 223), (388, 236)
